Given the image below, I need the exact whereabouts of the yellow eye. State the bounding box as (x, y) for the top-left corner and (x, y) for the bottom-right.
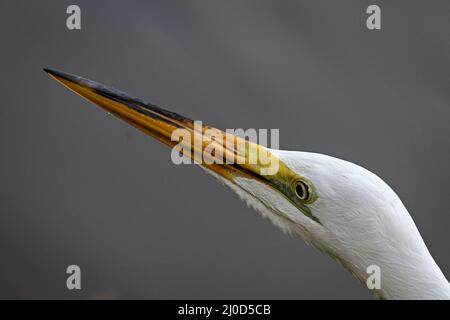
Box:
(295, 180), (309, 200)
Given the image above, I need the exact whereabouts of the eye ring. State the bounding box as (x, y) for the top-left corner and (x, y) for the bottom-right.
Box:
(295, 180), (309, 200)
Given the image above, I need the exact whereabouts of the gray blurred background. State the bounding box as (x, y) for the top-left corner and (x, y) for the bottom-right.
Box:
(0, 0), (449, 299)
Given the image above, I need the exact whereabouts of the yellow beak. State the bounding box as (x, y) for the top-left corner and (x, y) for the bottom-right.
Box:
(44, 68), (318, 222)
(43, 68), (281, 180)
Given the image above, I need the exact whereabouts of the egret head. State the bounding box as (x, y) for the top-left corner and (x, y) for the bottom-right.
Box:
(223, 147), (449, 299)
(44, 68), (450, 299)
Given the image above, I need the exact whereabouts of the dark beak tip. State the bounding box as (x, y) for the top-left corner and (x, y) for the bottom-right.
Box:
(42, 68), (81, 86)
(43, 67), (53, 75)
(43, 68), (62, 80)
(43, 68), (71, 80)
(43, 68), (65, 79)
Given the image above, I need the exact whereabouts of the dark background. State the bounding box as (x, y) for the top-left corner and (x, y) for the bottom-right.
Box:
(0, 1), (449, 299)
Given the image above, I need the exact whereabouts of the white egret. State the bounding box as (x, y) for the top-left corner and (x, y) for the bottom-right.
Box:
(44, 68), (450, 300)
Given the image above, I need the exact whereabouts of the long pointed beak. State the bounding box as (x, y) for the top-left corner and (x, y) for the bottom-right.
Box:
(43, 68), (276, 180)
(44, 68), (318, 221)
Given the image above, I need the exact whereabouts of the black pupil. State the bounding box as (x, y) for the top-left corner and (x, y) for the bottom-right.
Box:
(296, 183), (306, 199)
